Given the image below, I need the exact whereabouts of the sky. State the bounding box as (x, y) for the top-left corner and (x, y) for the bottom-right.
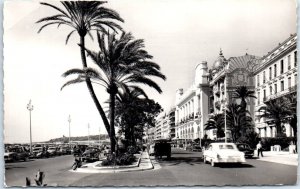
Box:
(3, 0), (297, 143)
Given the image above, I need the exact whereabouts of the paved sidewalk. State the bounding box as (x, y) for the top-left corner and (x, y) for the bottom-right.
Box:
(70, 151), (154, 173)
(255, 151), (298, 166)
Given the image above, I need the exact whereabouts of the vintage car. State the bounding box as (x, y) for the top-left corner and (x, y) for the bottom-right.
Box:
(4, 147), (30, 162)
(81, 147), (101, 162)
(47, 146), (58, 156)
(186, 143), (202, 152)
(153, 139), (171, 159)
(236, 143), (254, 158)
(148, 144), (155, 156)
(203, 143), (246, 167)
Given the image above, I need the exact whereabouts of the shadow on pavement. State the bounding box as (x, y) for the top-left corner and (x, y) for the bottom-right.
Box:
(215, 163), (255, 168)
(156, 156), (203, 166)
(5, 166), (26, 170)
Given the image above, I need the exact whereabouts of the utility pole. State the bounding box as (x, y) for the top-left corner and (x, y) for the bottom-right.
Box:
(27, 100), (34, 154)
(88, 123), (90, 146)
(68, 115), (71, 146)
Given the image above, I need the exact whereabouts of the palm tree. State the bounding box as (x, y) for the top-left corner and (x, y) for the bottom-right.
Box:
(284, 94), (297, 139)
(226, 103), (253, 142)
(204, 114), (225, 139)
(36, 1), (124, 137)
(257, 98), (291, 137)
(61, 32), (166, 152)
(232, 86), (256, 113)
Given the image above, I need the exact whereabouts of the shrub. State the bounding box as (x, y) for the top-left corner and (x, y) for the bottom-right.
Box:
(127, 145), (140, 154)
(237, 131), (260, 149)
(101, 152), (136, 166)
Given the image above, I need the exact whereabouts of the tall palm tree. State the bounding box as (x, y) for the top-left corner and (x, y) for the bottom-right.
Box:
(226, 103), (253, 142)
(36, 1), (124, 137)
(204, 114), (225, 139)
(257, 98), (291, 137)
(232, 86), (256, 113)
(61, 32), (166, 152)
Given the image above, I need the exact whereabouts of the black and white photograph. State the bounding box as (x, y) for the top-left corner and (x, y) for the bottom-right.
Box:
(3, 0), (299, 187)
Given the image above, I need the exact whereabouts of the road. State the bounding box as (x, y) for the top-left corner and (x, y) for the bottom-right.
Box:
(5, 149), (297, 186)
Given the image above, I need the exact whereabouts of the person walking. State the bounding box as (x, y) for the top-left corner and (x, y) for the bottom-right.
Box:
(256, 141), (263, 158)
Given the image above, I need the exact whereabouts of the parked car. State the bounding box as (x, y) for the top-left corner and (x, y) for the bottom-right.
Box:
(236, 143), (254, 158)
(47, 146), (58, 156)
(203, 143), (246, 167)
(186, 143), (202, 152)
(154, 139), (171, 159)
(82, 147), (101, 162)
(4, 147), (30, 162)
(30, 147), (43, 158)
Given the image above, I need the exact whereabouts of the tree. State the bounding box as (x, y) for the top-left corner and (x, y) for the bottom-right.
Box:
(61, 32), (166, 152)
(114, 88), (163, 147)
(257, 97), (291, 137)
(284, 94), (297, 140)
(232, 86), (256, 113)
(204, 114), (225, 139)
(37, 1), (124, 138)
(226, 103), (253, 142)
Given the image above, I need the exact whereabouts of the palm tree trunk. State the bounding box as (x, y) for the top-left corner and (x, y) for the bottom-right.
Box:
(79, 36), (111, 138)
(109, 91), (116, 153)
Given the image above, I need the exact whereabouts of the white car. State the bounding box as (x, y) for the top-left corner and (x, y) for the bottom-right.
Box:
(203, 143), (246, 167)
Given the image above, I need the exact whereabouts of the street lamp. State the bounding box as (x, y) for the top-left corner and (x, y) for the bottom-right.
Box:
(88, 123), (90, 146)
(68, 115), (71, 146)
(27, 100), (34, 154)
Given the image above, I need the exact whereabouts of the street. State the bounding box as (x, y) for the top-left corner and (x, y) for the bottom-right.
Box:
(5, 148), (297, 186)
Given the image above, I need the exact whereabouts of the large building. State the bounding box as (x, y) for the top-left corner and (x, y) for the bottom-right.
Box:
(172, 34), (297, 144)
(254, 34), (297, 137)
(174, 61), (210, 143)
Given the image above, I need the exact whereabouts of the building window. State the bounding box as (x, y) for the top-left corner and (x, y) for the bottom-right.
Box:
(288, 77), (291, 88)
(263, 90), (266, 102)
(274, 84), (277, 94)
(263, 71), (266, 83)
(280, 59), (284, 74)
(269, 67), (272, 80)
(288, 55), (291, 70)
(257, 92), (260, 105)
(274, 64), (277, 77)
(281, 80), (284, 91)
(294, 51), (297, 67)
(269, 86), (272, 95)
(295, 74), (297, 84)
(257, 74), (260, 86)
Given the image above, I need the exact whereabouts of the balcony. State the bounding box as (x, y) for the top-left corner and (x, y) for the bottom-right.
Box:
(289, 85), (297, 93)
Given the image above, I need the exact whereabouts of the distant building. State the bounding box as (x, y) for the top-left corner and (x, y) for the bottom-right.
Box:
(154, 108), (176, 140)
(254, 34), (297, 137)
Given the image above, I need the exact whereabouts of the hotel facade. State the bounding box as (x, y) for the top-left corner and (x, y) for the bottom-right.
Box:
(171, 33), (297, 144)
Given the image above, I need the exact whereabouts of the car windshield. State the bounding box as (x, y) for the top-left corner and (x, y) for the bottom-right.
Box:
(219, 144), (235, 149)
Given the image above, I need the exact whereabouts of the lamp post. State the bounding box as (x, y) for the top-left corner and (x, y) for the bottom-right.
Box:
(68, 115), (71, 146)
(99, 127), (101, 147)
(88, 123), (90, 146)
(27, 100), (34, 154)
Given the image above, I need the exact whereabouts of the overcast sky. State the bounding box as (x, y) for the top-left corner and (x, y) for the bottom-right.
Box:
(3, 0), (296, 143)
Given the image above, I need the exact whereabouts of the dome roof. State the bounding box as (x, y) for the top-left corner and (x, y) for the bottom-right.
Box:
(213, 49), (226, 69)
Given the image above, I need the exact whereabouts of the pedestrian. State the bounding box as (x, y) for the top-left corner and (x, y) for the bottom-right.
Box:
(256, 141), (263, 157)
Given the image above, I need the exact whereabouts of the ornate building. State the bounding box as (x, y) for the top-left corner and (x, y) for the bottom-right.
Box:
(174, 61), (210, 144)
(254, 34), (297, 137)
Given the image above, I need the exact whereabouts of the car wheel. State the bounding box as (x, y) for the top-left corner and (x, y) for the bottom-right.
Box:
(24, 157), (29, 162)
(211, 159), (215, 167)
(203, 156), (206, 163)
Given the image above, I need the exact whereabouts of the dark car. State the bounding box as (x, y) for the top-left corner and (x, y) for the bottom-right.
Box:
(186, 144), (202, 152)
(81, 147), (101, 162)
(154, 139), (171, 159)
(4, 147), (30, 162)
(236, 143), (254, 158)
